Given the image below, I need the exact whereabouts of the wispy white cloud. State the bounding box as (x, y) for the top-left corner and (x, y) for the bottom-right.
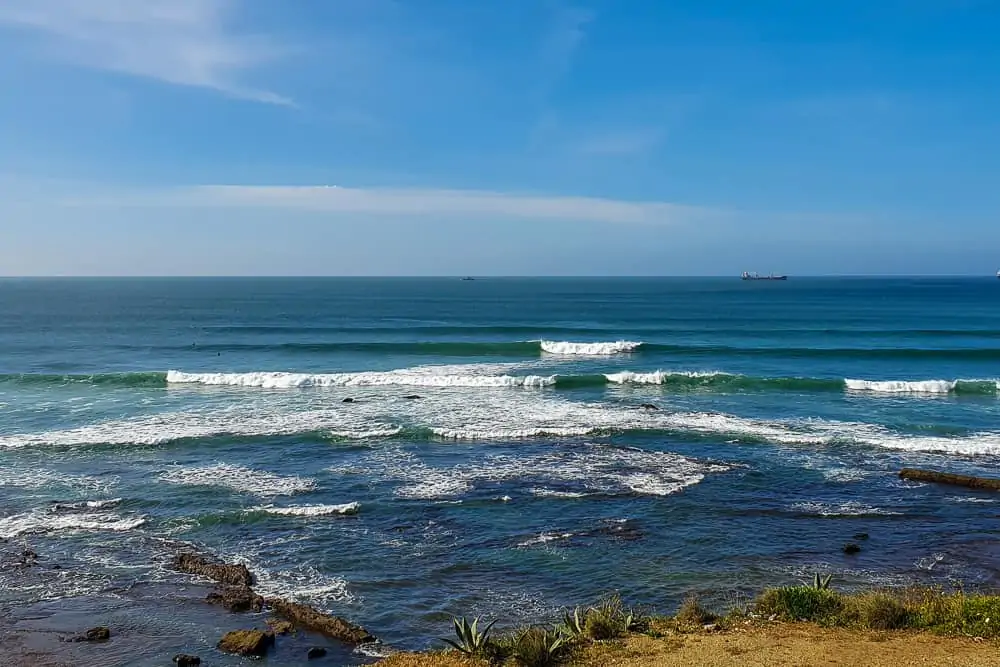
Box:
(0, 0), (290, 105)
(576, 128), (665, 156)
(79, 184), (712, 225)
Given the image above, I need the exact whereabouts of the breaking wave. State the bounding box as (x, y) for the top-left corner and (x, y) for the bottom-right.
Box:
(540, 340), (642, 355)
(0, 510), (146, 539)
(166, 369), (557, 389)
(159, 464), (316, 497)
(251, 503), (360, 517)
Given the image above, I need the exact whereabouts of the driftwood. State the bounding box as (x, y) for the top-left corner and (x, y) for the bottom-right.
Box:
(899, 468), (1000, 491)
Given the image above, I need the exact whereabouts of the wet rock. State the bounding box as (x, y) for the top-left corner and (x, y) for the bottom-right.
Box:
(18, 549), (38, 567)
(266, 619), (294, 635)
(342, 397), (356, 403)
(843, 543), (862, 555)
(207, 586), (264, 613)
(307, 647), (328, 660)
(639, 403), (660, 411)
(853, 532), (870, 541)
(172, 552), (254, 587)
(69, 627), (111, 642)
(217, 629), (274, 657)
(268, 599), (375, 643)
(172, 655), (201, 666)
(402, 395), (422, 400)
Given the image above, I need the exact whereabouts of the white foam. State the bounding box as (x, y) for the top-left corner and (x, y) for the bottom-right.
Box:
(432, 426), (595, 440)
(0, 469), (117, 493)
(606, 370), (721, 384)
(331, 443), (727, 500)
(252, 502), (360, 516)
(167, 369), (556, 388)
(0, 511), (146, 539)
(845, 379), (956, 394)
(540, 340), (642, 355)
(51, 498), (122, 511)
(790, 501), (901, 517)
(518, 532), (575, 547)
(530, 488), (591, 499)
(160, 464), (316, 497)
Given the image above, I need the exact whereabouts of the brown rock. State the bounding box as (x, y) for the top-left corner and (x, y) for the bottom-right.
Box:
(207, 586), (264, 613)
(268, 598), (375, 643)
(70, 626), (111, 642)
(172, 552), (253, 587)
(217, 629), (274, 657)
(172, 655), (201, 666)
(266, 619), (295, 635)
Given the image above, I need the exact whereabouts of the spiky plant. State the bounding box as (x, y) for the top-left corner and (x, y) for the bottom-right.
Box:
(559, 606), (587, 639)
(512, 627), (568, 667)
(812, 573), (834, 590)
(441, 616), (498, 657)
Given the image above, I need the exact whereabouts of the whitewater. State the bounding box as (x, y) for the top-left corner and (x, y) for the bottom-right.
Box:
(3, 277), (1000, 664)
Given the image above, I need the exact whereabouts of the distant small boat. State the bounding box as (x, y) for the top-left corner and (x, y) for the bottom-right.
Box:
(996, 270), (1000, 279)
(741, 271), (787, 281)
(460, 277), (475, 281)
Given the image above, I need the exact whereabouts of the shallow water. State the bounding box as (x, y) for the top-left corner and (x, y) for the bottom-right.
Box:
(2, 277), (999, 663)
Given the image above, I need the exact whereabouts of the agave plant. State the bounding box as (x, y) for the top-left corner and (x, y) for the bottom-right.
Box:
(441, 616), (498, 656)
(512, 627), (567, 667)
(560, 606), (587, 639)
(812, 573), (834, 590)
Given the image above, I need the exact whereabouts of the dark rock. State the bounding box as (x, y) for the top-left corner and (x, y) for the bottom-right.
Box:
(268, 598), (375, 644)
(69, 626), (111, 642)
(173, 655), (201, 666)
(307, 647), (328, 660)
(52, 564), (62, 570)
(266, 619), (294, 635)
(843, 542), (862, 555)
(207, 586), (264, 613)
(853, 532), (870, 541)
(342, 397), (356, 403)
(217, 629), (274, 657)
(172, 552), (254, 587)
(639, 403), (660, 411)
(402, 394), (422, 400)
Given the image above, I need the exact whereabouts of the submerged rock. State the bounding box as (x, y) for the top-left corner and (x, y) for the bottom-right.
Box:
(171, 552), (254, 587)
(307, 647), (328, 660)
(172, 655), (201, 666)
(266, 619), (295, 635)
(268, 599), (375, 643)
(853, 532), (870, 541)
(843, 543), (862, 555)
(402, 394), (422, 400)
(342, 397), (356, 403)
(217, 629), (274, 657)
(69, 627), (111, 643)
(639, 403), (660, 411)
(207, 586), (264, 613)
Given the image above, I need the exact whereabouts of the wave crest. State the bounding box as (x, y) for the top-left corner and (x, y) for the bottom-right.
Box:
(540, 340), (642, 355)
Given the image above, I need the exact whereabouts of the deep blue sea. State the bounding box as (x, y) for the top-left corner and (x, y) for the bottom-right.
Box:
(2, 277), (1000, 664)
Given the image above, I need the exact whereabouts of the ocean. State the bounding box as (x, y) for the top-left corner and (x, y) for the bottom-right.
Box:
(2, 277), (999, 664)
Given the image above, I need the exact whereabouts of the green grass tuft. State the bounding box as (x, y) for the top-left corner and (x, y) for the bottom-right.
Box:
(754, 586), (843, 623)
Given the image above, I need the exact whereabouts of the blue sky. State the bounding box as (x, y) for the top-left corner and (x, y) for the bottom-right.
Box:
(1, 0), (998, 275)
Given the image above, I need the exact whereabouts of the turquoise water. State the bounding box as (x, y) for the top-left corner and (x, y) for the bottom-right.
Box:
(2, 277), (1000, 663)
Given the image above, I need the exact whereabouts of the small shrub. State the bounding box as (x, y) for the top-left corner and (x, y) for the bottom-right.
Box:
(675, 595), (716, 626)
(441, 617), (498, 657)
(754, 586), (843, 622)
(559, 607), (587, 640)
(811, 573), (833, 591)
(953, 595), (1000, 638)
(582, 612), (617, 641)
(511, 626), (568, 667)
(845, 592), (911, 630)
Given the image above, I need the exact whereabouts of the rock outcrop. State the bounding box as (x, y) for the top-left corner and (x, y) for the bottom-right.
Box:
(172, 655), (201, 666)
(171, 552), (254, 587)
(268, 599), (375, 643)
(207, 586), (264, 613)
(69, 627), (111, 642)
(217, 629), (274, 657)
